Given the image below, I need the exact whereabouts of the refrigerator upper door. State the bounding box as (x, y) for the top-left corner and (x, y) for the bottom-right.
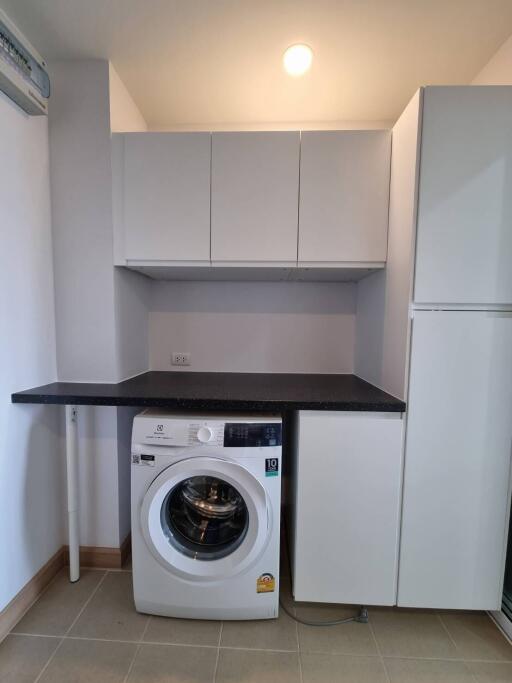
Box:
(414, 87), (512, 306)
(398, 310), (512, 610)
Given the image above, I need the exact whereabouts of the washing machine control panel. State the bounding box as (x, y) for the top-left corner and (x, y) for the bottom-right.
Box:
(223, 423), (282, 447)
(187, 423), (224, 447)
(134, 413), (281, 449)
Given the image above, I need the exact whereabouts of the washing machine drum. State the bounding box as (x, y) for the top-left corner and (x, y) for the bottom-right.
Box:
(164, 475), (249, 560)
(140, 456), (271, 580)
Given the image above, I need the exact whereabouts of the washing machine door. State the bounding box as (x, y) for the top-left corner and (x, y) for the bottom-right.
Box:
(140, 456), (271, 580)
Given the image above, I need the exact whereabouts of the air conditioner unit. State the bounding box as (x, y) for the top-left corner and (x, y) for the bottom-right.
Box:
(0, 8), (49, 115)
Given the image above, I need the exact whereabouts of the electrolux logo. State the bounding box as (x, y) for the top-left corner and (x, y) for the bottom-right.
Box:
(156, 424), (164, 432)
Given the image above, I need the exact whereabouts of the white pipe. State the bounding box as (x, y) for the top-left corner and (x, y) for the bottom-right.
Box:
(65, 405), (80, 582)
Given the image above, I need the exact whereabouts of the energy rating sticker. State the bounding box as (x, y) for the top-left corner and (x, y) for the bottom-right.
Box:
(257, 573), (276, 593)
(265, 458), (279, 476)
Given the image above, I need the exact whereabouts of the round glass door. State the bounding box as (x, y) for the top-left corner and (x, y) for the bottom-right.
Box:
(140, 456), (271, 580)
(162, 475), (249, 560)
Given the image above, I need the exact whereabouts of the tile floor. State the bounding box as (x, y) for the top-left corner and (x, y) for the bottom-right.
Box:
(2, 557), (512, 682)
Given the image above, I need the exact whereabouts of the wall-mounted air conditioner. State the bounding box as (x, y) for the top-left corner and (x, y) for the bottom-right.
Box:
(0, 8), (49, 115)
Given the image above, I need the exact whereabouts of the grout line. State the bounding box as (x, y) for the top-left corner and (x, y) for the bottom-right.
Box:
(122, 615), (151, 683)
(33, 637), (65, 683)
(296, 623), (304, 683)
(368, 615), (392, 683)
(436, 613), (459, 649)
(212, 622), (223, 683)
(10, 631), (512, 663)
(66, 635), (218, 648)
(10, 632), (62, 639)
(65, 570), (109, 636)
(293, 584), (303, 683)
(435, 610), (480, 681)
(90, 567), (132, 573)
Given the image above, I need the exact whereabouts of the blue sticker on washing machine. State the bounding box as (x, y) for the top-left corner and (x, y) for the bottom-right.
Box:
(265, 458), (279, 476)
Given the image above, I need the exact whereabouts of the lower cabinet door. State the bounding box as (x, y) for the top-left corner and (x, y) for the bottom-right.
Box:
(398, 310), (512, 610)
(290, 411), (404, 606)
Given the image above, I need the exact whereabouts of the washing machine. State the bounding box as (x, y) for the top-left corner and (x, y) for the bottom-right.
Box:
(131, 410), (282, 620)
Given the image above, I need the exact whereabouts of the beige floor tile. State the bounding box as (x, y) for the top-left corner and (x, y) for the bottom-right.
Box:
(440, 613), (512, 662)
(144, 615), (221, 646)
(126, 643), (217, 682)
(371, 610), (459, 659)
(69, 571), (149, 641)
(0, 634), (61, 683)
(221, 609), (298, 651)
(38, 638), (136, 683)
(12, 568), (106, 636)
(216, 648), (300, 683)
(301, 652), (387, 683)
(468, 661), (512, 682)
(297, 604), (377, 655)
(384, 658), (476, 682)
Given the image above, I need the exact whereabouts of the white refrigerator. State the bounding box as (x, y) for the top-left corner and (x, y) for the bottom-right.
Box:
(397, 86), (512, 610)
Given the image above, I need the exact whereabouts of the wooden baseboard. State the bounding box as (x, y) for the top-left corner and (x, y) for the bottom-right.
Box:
(64, 534), (131, 569)
(0, 547), (65, 642)
(0, 536), (132, 642)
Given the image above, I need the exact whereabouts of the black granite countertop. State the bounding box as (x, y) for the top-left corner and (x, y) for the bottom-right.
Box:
(11, 371), (405, 412)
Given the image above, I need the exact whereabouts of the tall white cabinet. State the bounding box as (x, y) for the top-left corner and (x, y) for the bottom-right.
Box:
(354, 86), (512, 611)
(384, 86), (512, 611)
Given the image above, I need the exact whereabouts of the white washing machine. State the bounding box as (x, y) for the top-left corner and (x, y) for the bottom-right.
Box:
(131, 410), (282, 620)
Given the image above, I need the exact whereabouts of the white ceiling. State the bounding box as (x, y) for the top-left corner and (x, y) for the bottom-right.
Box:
(2, 0), (512, 129)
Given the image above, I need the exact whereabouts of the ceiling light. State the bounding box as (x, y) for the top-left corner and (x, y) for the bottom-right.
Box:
(283, 44), (313, 77)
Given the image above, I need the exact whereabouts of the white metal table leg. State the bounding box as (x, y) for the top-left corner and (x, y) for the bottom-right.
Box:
(65, 405), (80, 582)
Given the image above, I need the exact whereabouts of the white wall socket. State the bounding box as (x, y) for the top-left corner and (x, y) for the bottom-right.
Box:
(171, 352), (191, 366)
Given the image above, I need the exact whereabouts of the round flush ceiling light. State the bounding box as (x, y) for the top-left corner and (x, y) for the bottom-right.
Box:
(283, 44), (313, 76)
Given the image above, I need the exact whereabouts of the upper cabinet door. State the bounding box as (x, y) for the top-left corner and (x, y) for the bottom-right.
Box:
(211, 132), (300, 263)
(299, 131), (391, 264)
(414, 87), (512, 305)
(122, 133), (211, 262)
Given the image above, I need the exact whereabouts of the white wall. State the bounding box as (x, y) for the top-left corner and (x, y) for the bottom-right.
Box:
(355, 90), (422, 399)
(49, 60), (119, 383)
(472, 35), (512, 85)
(109, 64), (147, 133)
(48, 60), (149, 550)
(0, 92), (63, 611)
(149, 281), (356, 373)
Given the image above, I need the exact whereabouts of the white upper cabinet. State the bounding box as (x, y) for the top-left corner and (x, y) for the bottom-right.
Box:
(211, 132), (300, 263)
(414, 87), (512, 305)
(298, 131), (391, 264)
(119, 132), (211, 262)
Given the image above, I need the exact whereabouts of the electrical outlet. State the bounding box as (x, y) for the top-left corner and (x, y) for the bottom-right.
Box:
(171, 352), (191, 366)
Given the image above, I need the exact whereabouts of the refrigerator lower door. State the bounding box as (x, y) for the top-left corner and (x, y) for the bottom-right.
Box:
(398, 310), (512, 610)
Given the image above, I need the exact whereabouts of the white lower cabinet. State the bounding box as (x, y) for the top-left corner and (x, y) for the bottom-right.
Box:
(289, 411), (404, 605)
